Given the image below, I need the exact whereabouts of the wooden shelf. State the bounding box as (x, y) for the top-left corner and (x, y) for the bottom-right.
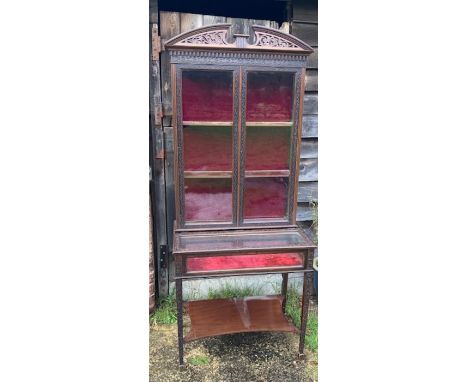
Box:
(246, 121), (292, 127)
(184, 296), (297, 342)
(183, 121), (232, 126)
(184, 171), (232, 178)
(184, 170), (289, 178)
(245, 170), (290, 178)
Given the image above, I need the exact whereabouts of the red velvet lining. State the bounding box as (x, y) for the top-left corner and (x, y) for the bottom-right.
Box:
(184, 178), (232, 222)
(183, 126), (232, 171)
(244, 178), (288, 218)
(186, 253), (303, 272)
(245, 126), (290, 170)
(182, 71), (233, 122)
(246, 72), (294, 122)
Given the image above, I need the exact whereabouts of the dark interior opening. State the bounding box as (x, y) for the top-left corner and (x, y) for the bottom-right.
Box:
(158, 0), (289, 25)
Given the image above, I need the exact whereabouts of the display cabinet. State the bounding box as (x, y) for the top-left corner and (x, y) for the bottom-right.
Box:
(165, 24), (315, 366)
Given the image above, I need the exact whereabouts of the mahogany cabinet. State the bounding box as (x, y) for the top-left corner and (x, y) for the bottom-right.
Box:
(165, 24), (316, 366)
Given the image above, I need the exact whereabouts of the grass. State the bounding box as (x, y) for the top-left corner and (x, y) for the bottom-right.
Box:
(207, 282), (264, 299)
(150, 281), (317, 352)
(284, 287), (318, 352)
(150, 289), (177, 324)
(187, 354), (210, 366)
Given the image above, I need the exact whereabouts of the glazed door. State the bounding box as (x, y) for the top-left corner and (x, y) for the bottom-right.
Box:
(175, 66), (240, 228)
(239, 68), (302, 226)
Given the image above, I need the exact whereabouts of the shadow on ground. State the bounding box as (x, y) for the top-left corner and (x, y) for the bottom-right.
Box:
(149, 323), (317, 382)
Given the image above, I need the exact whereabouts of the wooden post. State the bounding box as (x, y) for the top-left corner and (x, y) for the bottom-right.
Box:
(176, 278), (184, 366)
(281, 273), (289, 313)
(298, 251), (313, 358)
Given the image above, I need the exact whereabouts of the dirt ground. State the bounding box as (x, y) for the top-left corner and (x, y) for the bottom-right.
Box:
(149, 321), (318, 382)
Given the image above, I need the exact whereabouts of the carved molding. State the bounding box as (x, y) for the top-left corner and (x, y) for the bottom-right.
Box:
(254, 32), (300, 49)
(179, 29), (233, 47)
(165, 24), (313, 54)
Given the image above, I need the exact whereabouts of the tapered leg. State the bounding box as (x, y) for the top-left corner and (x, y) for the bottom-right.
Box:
(176, 279), (184, 366)
(298, 271), (313, 358)
(281, 273), (289, 313)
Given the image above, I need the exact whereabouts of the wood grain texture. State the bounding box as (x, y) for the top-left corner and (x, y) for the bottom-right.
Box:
(296, 203), (313, 221)
(164, 127), (176, 283)
(180, 13), (203, 32)
(298, 181), (318, 202)
(300, 139), (318, 159)
(302, 115), (318, 138)
(184, 296), (297, 342)
(306, 48), (318, 69)
(291, 21), (318, 47)
(160, 12), (181, 119)
(303, 93), (318, 115)
(299, 158), (317, 181)
(202, 15), (226, 25)
(305, 69), (318, 92)
(293, 0), (318, 22)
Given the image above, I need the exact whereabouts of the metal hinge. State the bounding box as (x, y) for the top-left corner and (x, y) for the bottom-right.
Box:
(159, 244), (168, 269)
(152, 25), (162, 60)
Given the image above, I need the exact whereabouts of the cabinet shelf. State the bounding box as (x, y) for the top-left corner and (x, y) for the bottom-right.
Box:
(183, 121), (232, 126)
(184, 170), (290, 178)
(245, 170), (290, 178)
(184, 296), (297, 342)
(246, 121), (292, 127)
(184, 171), (232, 178)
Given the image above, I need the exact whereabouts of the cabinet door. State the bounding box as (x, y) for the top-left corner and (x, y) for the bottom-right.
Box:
(176, 67), (239, 227)
(241, 69), (301, 224)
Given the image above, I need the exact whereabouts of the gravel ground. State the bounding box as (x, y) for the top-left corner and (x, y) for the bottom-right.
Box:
(149, 319), (317, 382)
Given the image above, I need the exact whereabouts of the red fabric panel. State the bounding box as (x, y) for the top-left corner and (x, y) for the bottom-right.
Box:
(244, 178), (288, 219)
(182, 71), (233, 122)
(187, 253), (303, 272)
(183, 126), (232, 171)
(245, 126), (290, 170)
(246, 72), (294, 122)
(185, 178), (232, 222)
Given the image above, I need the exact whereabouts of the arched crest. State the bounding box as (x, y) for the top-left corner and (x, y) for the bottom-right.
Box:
(165, 24), (313, 54)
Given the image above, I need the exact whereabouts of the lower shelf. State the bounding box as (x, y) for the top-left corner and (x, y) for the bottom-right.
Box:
(184, 296), (297, 343)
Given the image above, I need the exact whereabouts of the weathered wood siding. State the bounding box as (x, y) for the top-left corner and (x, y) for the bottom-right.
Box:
(150, 0), (170, 297)
(292, 0), (318, 225)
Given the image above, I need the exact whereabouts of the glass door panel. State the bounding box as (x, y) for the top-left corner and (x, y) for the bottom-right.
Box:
(245, 125), (291, 171)
(244, 177), (288, 219)
(183, 124), (232, 171)
(182, 70), (233, 122)
(242, 70), (296, 223)
(246, 71), (294, 122)
(180, 69), (235, 225)
(184, 178), (232, 222)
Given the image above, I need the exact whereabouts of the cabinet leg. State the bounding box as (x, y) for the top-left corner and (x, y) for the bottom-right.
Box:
(176, 279), (184, 366)
(298, 272), (312, 357)
(281, 273), (289, 313)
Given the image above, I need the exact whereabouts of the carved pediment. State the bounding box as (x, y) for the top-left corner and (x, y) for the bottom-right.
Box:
(165, 24), (313, 53)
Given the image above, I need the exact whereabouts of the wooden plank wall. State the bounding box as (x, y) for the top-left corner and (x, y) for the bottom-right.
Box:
(292, 0), (318, 226)
(150, 0), (170, 297)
